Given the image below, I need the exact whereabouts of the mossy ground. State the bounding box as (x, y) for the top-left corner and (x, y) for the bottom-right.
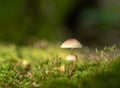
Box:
(0, 42), (120, 88)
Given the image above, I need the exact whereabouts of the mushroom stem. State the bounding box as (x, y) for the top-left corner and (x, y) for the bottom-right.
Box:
(71, 48), (74, 55)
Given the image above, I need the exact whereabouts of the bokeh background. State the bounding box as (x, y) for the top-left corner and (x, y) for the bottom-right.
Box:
(0, 0), (120, 47)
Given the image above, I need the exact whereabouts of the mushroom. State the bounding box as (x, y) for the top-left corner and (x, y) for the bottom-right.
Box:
(66, 55), (77, 61)
(60, 39), (82, 61)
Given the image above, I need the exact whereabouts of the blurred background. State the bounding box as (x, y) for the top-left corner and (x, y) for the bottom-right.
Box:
(0, 0), (120, 47)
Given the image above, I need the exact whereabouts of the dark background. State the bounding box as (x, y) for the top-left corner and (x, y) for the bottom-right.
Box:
(0, 0), (120, 47)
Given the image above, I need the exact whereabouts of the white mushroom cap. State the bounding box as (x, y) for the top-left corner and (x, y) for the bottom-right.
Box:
(60, 39), (82, 48)
(66, 55), (77, 61)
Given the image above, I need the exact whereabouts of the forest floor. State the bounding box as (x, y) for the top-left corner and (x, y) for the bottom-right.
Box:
(0, 41), (120, 88)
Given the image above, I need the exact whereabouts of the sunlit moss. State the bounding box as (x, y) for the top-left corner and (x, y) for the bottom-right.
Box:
(0, 43), (119, 88)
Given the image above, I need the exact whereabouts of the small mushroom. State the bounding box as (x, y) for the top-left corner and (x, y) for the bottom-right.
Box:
(66, 55), (77, 61)
(60, 39), (82, 61)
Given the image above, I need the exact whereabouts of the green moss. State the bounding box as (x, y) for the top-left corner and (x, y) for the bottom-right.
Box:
(0, 43), (119, 88)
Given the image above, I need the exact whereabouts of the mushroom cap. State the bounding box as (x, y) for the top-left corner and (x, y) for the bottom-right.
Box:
(66, 55), (77, 61)
(60, 39), (82, 48)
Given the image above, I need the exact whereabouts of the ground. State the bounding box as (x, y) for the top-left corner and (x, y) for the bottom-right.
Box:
(0, 42), (120, 88)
